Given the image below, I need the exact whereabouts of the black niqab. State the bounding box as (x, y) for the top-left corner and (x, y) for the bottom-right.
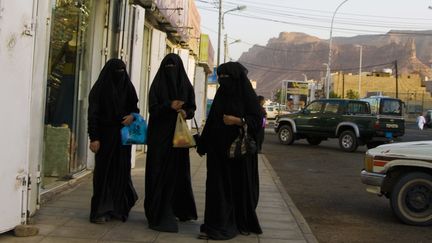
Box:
(151, 53), (191, 102)
(145, 53), (197, 232)
(198, 62), (262, 240)
(87, 58), (139, 222)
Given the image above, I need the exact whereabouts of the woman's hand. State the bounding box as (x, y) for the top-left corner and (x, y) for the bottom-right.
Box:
(89, 140), (100, 153)
(121, 114), (134, 126)
(223, 115), (243, 126)
(171, 100), (185, 111)
(178, 109), (187, 119)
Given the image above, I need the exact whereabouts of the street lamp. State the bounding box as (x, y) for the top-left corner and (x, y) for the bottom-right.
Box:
(217, 3), (246, 66)
(326, 0), (350, 98)
(323, 63), (329, 97)
(355, 44), (363, 98)
(302, 73), (307, 82)
(224, 35), (241, 62)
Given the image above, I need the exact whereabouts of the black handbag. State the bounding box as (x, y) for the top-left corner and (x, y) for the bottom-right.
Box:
(193, 117), (201, 147)
(228, 124), (257, 159)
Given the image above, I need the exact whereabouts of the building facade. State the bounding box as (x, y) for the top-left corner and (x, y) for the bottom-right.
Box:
(0, 0), (213, 233)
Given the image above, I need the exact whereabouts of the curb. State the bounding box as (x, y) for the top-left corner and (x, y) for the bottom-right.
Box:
(260, 154), (319, 243)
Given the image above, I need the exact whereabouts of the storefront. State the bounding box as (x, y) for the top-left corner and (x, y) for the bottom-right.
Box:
(42, 0), (94, 190)
(196, 34), (215, 126)
(0, 0), (204, 233)
(41, 0), (150, 188)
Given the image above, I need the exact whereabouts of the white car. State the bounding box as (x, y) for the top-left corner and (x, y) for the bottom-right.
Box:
(361, 141), (432, 225)
(265, 106), (278, 119)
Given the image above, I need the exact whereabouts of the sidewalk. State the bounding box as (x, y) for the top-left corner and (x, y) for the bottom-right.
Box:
(0, 152), (317, 243)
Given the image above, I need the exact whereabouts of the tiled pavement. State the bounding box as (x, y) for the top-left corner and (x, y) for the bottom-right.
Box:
(0, 152), (317, 243)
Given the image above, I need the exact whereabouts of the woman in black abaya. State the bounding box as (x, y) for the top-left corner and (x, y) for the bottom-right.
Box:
(197, 62), (263, 240)
(144, 53), (197, 232)
(87, 58), (139, 224)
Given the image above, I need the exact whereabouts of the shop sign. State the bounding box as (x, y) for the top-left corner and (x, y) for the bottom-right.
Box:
(286, 81), (309, 95)
(199, 34), (214, 71)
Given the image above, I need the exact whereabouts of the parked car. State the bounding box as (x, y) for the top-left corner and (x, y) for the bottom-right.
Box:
(264, 105), (278, 119)
(361, 96), (405, 148)
(360, 141), (432, 226)
(274, 99), (405, 152)
(425, 110), (432, 128)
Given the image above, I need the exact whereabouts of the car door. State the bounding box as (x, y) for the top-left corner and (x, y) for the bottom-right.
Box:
(321, 100), (342, 136)
(295, 100), (324, 133)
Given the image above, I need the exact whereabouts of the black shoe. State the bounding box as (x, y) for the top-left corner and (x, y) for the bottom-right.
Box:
(90, 216), (106, 224)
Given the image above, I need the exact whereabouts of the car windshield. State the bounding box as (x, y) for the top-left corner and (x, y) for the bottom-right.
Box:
(380, 99), (402, 116)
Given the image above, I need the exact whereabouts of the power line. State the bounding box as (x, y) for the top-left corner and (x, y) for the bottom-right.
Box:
(240, 60), (394, 73)
(224, 0), (432, 21)
(197, 7), (432, 36)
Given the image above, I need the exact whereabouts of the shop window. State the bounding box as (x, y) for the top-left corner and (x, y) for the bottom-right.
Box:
(43, 0), (93, 189)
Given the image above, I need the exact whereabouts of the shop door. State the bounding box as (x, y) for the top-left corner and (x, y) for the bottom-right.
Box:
(42, 0), (93, 189)
(0, 0), (35, 233)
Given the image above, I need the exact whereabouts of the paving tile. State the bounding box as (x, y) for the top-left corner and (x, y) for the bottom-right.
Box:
(33, 224), (58, 236)
(259, 228), (304, 240)
(33, 214), (71, 226)
(156, 233), (206, 243)
(0, 234), (44, 243)
(208, 234), (258, 243)
(258, 212), (296, 223)
(101, 225), (158, 242)
(39, 236), (98, 243)
(257, 206), (290, 215)
(47, 225), (108, 239)
(63, 217), (119, 230)
(177, 221), (201, 235)
(29, 154), (314, 243)
(259, 239), (307, 243)
(260, 220), (300, 231)
(44, 200), (90, 209)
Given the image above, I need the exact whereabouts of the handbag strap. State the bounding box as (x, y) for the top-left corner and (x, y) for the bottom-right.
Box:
(193, 117), (200, 135)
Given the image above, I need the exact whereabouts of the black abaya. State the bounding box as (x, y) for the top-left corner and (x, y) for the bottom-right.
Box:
(144, 53), (197, 232)
(198, 62), (263, 240)
(87, 59), (139, 222)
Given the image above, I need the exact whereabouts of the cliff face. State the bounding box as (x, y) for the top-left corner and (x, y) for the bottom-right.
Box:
(239, 31), (432, 98)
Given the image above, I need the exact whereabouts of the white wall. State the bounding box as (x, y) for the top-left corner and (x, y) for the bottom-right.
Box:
(149, 29), (166, 84)
(0, 0), (35, 232)
(178, 49), (190, 81)
(86, 0), (108, 170)
(27, 0), (51, 215)
(194, 66), (206, 127)
(187, 56), (196, 84)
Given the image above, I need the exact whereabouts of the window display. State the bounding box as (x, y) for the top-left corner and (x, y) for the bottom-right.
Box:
(43, 0), (92, 189)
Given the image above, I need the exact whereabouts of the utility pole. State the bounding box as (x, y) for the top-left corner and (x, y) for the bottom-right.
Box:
(356, 45), (362, 97)
(224, 34), (227, 63)
(342, 72), (345, 98)
(217, 0), (222, 67)
(395, 60), (399, 98)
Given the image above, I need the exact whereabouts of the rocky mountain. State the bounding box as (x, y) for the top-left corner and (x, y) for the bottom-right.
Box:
(238, 31), (432, 98)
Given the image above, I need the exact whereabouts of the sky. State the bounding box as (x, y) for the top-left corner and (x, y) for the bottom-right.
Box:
(196, 0), (432, 62)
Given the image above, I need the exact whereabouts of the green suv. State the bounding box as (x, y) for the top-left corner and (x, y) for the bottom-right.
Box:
(274, 99), (405, 152)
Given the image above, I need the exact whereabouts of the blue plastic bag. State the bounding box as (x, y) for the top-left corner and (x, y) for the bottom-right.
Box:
(121, 113), (147, 145)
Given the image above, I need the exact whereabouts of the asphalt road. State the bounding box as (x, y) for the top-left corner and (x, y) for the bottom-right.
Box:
(263, 124), (432, 243)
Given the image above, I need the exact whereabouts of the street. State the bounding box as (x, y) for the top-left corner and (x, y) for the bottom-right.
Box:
(263, 123), (432, 243)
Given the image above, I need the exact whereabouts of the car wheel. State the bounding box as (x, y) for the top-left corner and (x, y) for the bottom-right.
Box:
(278, 125), (294, 145)
(338, 130), (358, 152)
(390, 172), (432, 226)
(306, 137), (322, 145)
